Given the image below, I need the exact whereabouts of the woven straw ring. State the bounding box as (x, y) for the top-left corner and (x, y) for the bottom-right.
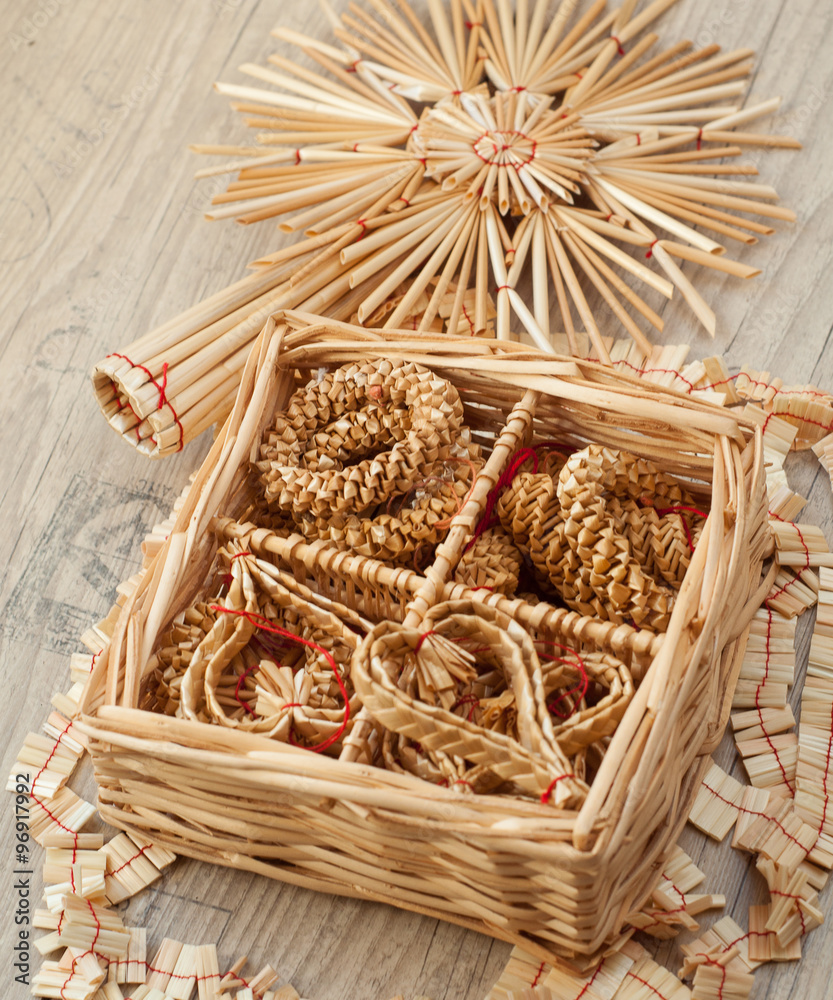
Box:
(257, 358), (466, 518)
(497, 445), (706, 630)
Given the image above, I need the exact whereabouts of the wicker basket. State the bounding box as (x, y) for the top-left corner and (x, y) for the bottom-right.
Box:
(78, 314), (772, 965)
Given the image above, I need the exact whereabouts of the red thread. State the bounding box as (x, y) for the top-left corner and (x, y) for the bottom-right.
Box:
(209, 606), (350, 753)
(770, 889), (808, 934)
(29, 792), (80, 851)
(645, 238), (658, 258)
(702, 780), (808, 850)
(433, 455), (480, 530)
(575, 961), (603, 998)
(640, 500), (707, 554)
(496, 284), (511, 292)
(536, 641), (589, 719)
(452, 693), (480, 721)
(512, 85), (527, 93)
(818, 697), (833, 842)
(696, 954), (727, 999)
(414, 630), (438, 655)
(471, 130), (537, 167)
(625, 971), (669, 999)
(611, 34), (625, 56)
(636, 133), (641, 146)
(109, 843), (153, 876)
(466, 447), (538, 550)
(356, 217), (368, 239)
(233, 663), (261, 717)
(107, 354), (184, 451)
(756, 606), (794, 793)
(765, 513), (811, 611)
(460, 301), (476, 335)
(58, 901), (103, 999)
(541, 773), (574, 804)
(696, 128), (704, 150)
(113, 391), (145, 444)
(31, 718), (74, 797)
(531, 960), (546, 987)
(294, 148), (301, 165)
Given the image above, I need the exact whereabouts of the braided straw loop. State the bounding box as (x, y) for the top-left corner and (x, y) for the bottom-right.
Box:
(351, 600), (587, 808)
(258, 358), (465, 516)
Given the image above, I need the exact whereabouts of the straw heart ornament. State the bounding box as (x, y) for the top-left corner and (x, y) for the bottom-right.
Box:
(91, 0), (801, 457)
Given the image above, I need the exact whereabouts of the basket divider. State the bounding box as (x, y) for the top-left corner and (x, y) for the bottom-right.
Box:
(339, 389), (538, 764)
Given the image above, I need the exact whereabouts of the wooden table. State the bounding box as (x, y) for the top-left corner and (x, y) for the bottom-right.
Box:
(1, 1), (831, 997)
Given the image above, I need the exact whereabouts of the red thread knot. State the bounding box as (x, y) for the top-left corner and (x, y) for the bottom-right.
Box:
(414, 630), (439, 655)
(209, 606), (349, 753)
(541, 774), (574, 804)
(107, 354), (183, 451)
(646, 239), (659, 258)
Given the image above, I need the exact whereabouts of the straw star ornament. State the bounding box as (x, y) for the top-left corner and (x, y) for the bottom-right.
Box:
(92, 0), (800, 454)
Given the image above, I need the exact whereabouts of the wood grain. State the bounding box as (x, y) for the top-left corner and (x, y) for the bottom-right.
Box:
(1, 1), (832, 997)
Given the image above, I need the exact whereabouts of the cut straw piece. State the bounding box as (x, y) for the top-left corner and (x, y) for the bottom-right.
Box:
(688, 760), (745, 841)
(104, 831), (176, 904)
(29, 786), (97, 846)
(748, 904), (801, 962)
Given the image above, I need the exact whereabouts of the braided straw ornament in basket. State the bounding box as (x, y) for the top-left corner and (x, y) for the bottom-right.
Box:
(77, 313), (771, 965)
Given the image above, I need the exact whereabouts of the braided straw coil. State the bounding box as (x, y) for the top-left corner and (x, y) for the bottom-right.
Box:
(351, 600), (588, 808)
(497, 444), (707, 630)
(257, 357), (467, 516)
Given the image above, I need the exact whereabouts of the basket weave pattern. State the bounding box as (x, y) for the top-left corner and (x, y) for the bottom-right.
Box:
(78, 317), (771, 963)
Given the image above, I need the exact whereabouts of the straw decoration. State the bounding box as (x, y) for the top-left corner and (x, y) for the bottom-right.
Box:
(200, 3), (797, 352)
(92, 0), (801, 458)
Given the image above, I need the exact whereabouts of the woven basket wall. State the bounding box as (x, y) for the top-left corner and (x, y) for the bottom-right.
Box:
(77, 315), (772, 965)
